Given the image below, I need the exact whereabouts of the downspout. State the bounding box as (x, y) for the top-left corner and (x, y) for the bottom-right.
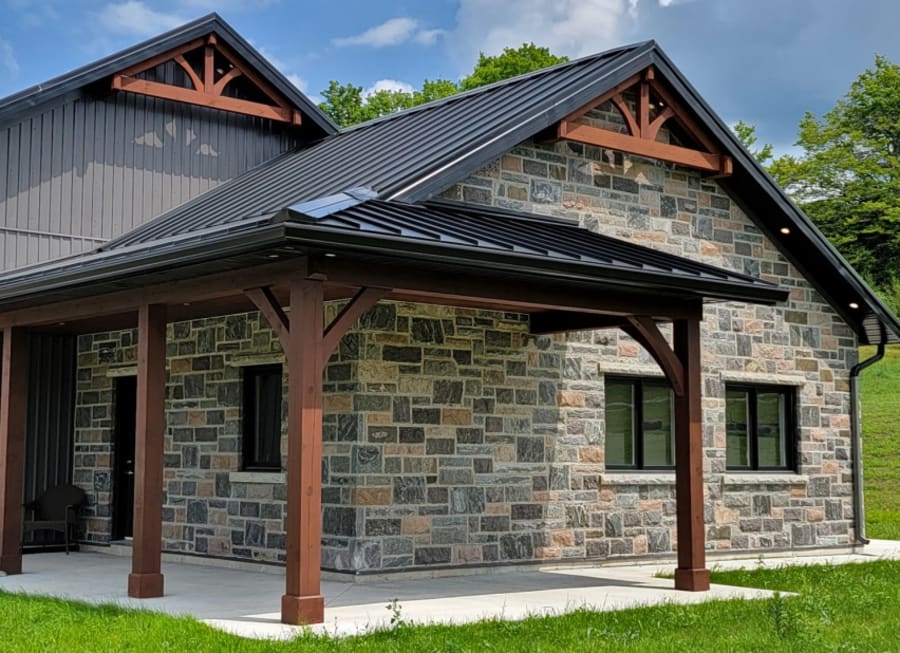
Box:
(849, 322), (886, 546)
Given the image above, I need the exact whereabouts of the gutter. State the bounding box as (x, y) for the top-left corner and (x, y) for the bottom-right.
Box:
(849, 323), (887, 546)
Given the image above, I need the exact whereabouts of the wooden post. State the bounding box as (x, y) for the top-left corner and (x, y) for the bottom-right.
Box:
(672, 317), (710, 590)
(0, 328), (28, 574)
(282, 279), (325, 625)
(128, 304), (167, 598)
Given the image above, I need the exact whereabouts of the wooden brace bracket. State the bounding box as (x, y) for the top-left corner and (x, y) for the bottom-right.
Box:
(623, 316), (685, 396)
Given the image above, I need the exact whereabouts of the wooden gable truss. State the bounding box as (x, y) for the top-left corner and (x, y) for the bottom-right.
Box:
(556, 66), (732, 177)
(110, 34), (302, 125)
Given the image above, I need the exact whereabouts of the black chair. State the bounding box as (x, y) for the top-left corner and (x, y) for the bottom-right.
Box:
(23, 484), (86, 554)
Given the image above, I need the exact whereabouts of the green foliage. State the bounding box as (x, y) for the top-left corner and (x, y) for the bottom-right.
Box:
(770, 55), (900, 287)
(731, 120), (774, 165)
(859, 343), (900, 540)
(460, 43), (568, 91)
(3, 561), (900, 651)
(318, 43), (567, 128)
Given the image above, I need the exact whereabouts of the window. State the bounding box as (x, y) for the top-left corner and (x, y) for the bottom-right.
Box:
(242, 365), (283, 471)
(726, 385), (796, 470)
(605, 376), (674, 469)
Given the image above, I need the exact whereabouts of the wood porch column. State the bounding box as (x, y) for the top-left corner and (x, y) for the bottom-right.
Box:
(128, 304), (167, 598)
(282, 278), (325, 625)
(0, 328), (28, 574)
(672, 317), (710, 590)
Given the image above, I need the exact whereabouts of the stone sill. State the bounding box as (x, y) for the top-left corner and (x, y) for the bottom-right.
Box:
(601, 473), (675, 485)
(723, 473), (808, 485)
(601, 473), (809, 486)
(720, 371), (807, 387)
(229, 471), (285, 484)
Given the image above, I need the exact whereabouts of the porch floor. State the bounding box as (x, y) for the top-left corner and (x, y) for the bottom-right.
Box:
(2, 542), (898, 639)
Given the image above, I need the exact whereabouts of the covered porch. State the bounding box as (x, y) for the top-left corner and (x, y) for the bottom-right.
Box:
(0, 196), (787, 624)
(1, 550), (788, 639)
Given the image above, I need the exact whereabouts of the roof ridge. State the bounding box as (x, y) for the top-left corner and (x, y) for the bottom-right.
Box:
(338, 41), (653, 135)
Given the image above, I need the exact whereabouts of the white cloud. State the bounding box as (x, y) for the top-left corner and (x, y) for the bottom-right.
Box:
(363, 79), (415, 98)
(0, 39), (19, 78)
(334, 17), (440, 48)
(97, 1), (185, 37)
(450, 0), (639, 63)
(414, 28), (446, 46)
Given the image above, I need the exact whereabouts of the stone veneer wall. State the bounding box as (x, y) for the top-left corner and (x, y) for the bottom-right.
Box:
(72, 101), (859, 571)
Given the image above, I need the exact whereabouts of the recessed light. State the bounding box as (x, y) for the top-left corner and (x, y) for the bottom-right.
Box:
(324, 252), (337, 258)
(849, 302), (860, 309)
(268, 254), (279, 259)
(779, 227), (791, 235)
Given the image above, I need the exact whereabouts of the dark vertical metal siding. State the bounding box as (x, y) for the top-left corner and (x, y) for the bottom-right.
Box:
(0, 90), (299, 270)
(24, 333), (77, 502)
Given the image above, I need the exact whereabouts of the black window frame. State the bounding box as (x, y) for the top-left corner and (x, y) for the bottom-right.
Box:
(725, 383), (797, 472)
(242, 364), (284, 472)
(604, 375), (675, 471)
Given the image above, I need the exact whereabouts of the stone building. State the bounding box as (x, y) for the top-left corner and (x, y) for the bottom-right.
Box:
(0, 15), (897, 625)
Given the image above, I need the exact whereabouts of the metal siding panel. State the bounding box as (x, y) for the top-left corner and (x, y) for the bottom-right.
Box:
(24, 334), (77, 504)
(0, 127), (8, 227)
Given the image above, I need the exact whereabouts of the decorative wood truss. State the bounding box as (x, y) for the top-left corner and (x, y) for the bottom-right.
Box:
(557, 67), (732, 176)
(111, 34), (302, 125)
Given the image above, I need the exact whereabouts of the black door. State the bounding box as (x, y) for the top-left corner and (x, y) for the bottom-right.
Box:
(112, 376), (137, 540)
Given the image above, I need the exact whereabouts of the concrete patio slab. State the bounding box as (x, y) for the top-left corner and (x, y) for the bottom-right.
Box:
(1, 541), (898, 640)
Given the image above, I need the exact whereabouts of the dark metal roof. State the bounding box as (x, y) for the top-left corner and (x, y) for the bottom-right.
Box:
(101, 42), (654, 250)
(0, 195), (786, 311)
(282, 195), (787, 304)
(2, 27), (896, 343)
(0, 13), (337, 136)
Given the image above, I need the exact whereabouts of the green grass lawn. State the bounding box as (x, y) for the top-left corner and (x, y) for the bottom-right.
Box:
(860, 345), (900, 539)
(2, 560), (899, 652)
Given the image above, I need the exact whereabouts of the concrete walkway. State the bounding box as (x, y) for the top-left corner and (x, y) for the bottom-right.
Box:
(1, 540), (898, 640)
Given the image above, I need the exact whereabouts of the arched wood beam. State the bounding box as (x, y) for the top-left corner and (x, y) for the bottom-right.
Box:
(322, 287), (391, 367)
(623, 315), (685, 396)
(245, 287), (290, 352)
(213, 67), (243, 95)
(611, 94), (639, 137)
(646, 106), (675, 141)
(173, 54), (202, 91)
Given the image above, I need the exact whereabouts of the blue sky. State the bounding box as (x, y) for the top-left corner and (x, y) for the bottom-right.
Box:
(2, 0), (899, 156)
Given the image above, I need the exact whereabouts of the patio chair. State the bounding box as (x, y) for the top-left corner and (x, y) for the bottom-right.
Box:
(22, 484), (86, 554)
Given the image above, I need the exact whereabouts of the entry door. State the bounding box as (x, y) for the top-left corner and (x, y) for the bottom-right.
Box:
(112, 376), (137, 540)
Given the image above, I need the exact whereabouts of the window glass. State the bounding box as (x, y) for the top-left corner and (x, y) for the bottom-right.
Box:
(243, 365), (283, 470)
(643, 384), (673, 466)
(757, 392), (786, 468)
(726, 389), (750, 468)
(605, 381), (634, 467)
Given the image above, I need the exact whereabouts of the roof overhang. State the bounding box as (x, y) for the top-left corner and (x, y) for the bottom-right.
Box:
(0, 200), (787, 332)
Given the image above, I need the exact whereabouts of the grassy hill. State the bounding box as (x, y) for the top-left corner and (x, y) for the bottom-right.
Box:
(860, 345), (900, 540)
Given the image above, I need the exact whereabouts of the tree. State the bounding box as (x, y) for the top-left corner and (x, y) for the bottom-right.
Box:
(318, 44), (567, 128)
(732, 120), (773, 165)
(460, 43), (568, 91)
(769, 56), (900, 287)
